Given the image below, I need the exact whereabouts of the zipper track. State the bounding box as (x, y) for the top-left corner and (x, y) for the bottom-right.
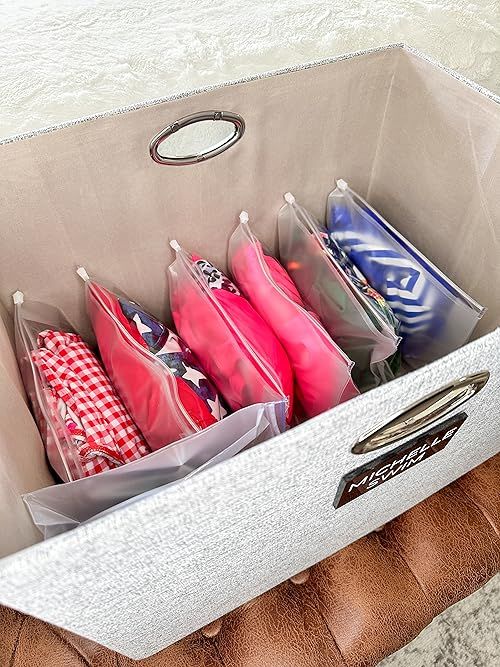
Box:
(87, 281), (200, 435)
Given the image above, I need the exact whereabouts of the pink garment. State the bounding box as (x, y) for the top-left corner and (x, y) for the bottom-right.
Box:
(85, 281), (222, 452)
(229, 222), (359, 418)
(168, 251), (294, 422)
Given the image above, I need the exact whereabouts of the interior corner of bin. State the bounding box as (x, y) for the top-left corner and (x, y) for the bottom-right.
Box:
(365, 47), (402, 201)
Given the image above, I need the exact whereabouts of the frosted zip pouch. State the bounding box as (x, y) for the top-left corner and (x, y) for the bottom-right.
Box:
(229, 213), (359, 418)
(327, 179), (486, 367)
(24, 401), (286, 539)
(168, 242), (294, 422)
(320, 231), (400, 334)
(14, 293), (149, 482)
(78, 269), (226, 451)
(278, 195), (401, 389)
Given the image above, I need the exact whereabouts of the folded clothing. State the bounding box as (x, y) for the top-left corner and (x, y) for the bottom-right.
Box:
(169, 242), (294, 422)
(327, 179), (485, 366)
(81, 274), (225, 451)
(229, 214), (359, 418)
(319, 230), (400, 334)
(24, 401), (287, 539)
(116, 297), (227, 424)
(278, 193), (400, 389)
(32, 329), (150, 477)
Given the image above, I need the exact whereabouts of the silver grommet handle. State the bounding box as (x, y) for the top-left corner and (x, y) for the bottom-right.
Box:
(149, 110), (245, 166)
(352, 370), (490, 454)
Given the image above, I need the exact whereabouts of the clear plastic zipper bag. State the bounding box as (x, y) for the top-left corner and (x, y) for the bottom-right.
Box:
(327, 180), (486, 367)
(229, 212), (359, 418)
(24, 400), (286, 539)
(78, 269), (226, 452)
(168, 242), (294, 423)
(278, 194), (401, 390)
(14, 293), (84, 482)
(14, 293), (148, 481)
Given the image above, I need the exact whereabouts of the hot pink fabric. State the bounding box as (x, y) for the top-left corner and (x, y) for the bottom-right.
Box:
(230, 232), (359, 418)
(169, 255), (294, 422)
(86, 282), (224, 451)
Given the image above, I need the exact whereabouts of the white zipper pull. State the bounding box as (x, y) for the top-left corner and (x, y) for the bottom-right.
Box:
(337, 179), (348, 191)
(170, 239), (182, 253)
(12, 290), (24, 305)
(284, 192), (295, 204)
(76, 266), (90, 282)
(239, 210), (249, 225)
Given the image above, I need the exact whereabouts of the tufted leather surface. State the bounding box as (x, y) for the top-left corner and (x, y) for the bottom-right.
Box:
(2, 452), (499, 667)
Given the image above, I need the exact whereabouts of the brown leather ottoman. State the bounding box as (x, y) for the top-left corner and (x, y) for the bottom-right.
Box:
(2, 453), (499, 667)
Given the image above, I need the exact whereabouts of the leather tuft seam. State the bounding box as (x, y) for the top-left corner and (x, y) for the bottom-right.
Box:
(207, 632), (227, 667)
(292, 579), (350, 667)
(374, 531), (431, 601)
(452, 483), (500, 539)
(9, 615), (26, 667)
(51, 626), (92, 666)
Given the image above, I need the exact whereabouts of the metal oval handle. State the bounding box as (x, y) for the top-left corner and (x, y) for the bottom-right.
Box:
(149, 110), (245, 166)
(352, 370), (490, 454)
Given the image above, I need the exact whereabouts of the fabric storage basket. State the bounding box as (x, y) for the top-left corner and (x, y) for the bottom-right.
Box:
(0, 43), (499, 659)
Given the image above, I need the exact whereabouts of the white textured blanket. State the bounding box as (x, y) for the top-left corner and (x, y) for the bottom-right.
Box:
(0, 0), (498, 139)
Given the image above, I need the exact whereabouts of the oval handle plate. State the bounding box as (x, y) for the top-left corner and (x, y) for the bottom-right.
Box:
(149, 110), (245, 166)
(352, 370), (490, 455)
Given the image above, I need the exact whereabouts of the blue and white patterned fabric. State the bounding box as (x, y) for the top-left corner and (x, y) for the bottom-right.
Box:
(327, 181), (485, 367)
(119, 298), (227, 420)
(319, 230), (400, 334)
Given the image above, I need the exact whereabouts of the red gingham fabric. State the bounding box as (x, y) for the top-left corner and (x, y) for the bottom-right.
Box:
(32, 330), (150, 477)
